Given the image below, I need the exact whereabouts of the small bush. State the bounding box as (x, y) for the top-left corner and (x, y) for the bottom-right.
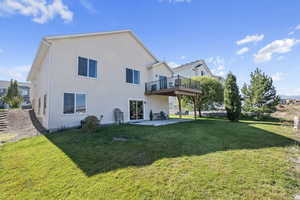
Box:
(82, 116), (100, 132)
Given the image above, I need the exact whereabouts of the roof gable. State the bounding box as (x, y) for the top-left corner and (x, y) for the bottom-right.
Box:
(27, 30), (158, 81)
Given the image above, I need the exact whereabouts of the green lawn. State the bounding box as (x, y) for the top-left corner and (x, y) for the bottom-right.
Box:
(0, 118), (300, 200)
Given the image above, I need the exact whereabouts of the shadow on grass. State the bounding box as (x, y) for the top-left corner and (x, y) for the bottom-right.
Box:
(43, 119), (298, 177)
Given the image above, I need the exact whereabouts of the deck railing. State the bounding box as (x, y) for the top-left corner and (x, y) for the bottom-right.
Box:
(145, 75), (201, 94)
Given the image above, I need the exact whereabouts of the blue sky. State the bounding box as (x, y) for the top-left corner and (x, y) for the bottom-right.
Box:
(0, 0), (300, 96)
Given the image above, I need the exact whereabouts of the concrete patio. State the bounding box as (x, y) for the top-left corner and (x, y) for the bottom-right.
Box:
(129, 119), (193, 126)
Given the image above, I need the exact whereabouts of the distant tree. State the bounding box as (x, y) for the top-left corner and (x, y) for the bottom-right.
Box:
(241, 68), (280, 119)
(3, 79), (23, 108)
(224, 72), (241, 121)
(182, 76), (224, 117)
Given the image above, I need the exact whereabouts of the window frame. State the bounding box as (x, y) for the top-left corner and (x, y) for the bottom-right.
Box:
(77, 56), (98, 79)
(38, 97), (41, 115)
(125, 68), (140, 85)
(63, 92), (87, 115)
(43, 94), (47, 115)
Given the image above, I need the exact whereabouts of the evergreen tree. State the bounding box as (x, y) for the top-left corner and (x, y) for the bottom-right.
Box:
(224, 72), (241, 121)
(3, 79), (23, 108)
(241, 68), (280, 119)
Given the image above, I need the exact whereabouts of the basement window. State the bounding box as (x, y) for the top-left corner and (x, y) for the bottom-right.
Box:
(63, 93), (86, 114)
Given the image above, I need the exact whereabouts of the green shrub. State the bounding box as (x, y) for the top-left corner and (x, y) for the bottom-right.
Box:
(82, 116), (100, 132)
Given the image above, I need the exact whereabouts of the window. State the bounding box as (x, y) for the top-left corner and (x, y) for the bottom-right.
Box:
(201, 71), (204, 76)
(89, 59), (97, 78)
(126, 68), (140, 84)
(0, 88), (6, 95)
(43, 94), (47, 115)
(63, 93), (86, 114)
(76, 94), (86, 113)
(38, 98), (41, 115)
(78, 57), (97, 78)
(63, 93), (74, 114)
(21, 88), (29, 96)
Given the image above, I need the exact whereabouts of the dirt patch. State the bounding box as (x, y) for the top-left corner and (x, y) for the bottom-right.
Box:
(272, 105), (300, 121)
(0, 109), (42, 143)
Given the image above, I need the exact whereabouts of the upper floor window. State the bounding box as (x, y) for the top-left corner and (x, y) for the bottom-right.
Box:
(126, 68), (140, 84)
(78, 57), (97, 78)
(63, 93), (86, 114)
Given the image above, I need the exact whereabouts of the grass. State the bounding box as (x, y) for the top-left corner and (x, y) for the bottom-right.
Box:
(0, 118), (300, 199)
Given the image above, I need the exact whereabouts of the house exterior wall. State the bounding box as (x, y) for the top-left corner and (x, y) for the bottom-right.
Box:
(31, 51), (51, 128)
(30, 32), (172, 131)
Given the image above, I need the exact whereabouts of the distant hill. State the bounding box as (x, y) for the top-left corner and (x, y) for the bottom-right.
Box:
(280, 95), (300, 100)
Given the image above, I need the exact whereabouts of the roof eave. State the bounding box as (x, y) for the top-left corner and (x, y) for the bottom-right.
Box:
(27, 40), (50, 82)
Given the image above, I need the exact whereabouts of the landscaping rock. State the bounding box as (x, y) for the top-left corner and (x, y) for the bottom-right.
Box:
(113, 137), (128, 142)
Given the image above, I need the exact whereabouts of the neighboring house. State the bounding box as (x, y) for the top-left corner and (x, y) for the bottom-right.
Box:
(27, 30), (202, 132)
(0, 80), (31, 108)
(170, 60), (224, 113)
(172, 60), (224, 81)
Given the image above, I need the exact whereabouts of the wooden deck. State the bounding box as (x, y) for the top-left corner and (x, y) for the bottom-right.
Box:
(145, 87), (200, 96)
(145, 75), (202, 119)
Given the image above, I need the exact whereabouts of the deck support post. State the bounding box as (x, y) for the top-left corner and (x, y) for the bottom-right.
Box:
(193, 94), (197, 120)
(177, 94), (182, 119)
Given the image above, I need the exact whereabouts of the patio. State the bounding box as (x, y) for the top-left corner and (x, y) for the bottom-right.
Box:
(129, 118), (193, 126)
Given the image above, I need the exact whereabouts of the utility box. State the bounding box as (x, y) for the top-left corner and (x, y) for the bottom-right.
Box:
(294, 116), (299, 130)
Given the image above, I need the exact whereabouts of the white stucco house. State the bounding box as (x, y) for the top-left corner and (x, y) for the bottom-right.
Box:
(27, 30), (201, 131)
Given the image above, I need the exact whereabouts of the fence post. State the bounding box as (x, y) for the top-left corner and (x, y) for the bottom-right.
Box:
(294, 116), (299, 131)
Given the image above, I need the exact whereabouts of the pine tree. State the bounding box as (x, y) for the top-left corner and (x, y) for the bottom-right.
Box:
(224, 72), (241, 121)
(3, 79), (23, 108)
(241, 68), (279, 119)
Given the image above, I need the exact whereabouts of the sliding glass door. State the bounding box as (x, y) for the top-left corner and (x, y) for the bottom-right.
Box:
(129, 100), (144, 120)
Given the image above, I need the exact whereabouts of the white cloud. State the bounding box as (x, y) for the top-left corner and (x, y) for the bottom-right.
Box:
(236, 47), (249, 55)
(277, 56), (285, 61)
(159, 0), (192, 3)
(207, 56), (226, 77)
(236, 34), (264, 45)
(167, 62), (179, 68)
(211, 65), (225, 77)
(179, 56), (186, 59)
(272, 72), (287, 81)
(0, 65), (30, 81)
(79, 0), (97, 14)
(288, 25), (300, 35)
(254, 38), (299, 63)
(206, 56), (225, 67)
(0, 0), (73, 24)
(217, 65), (225, 71)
